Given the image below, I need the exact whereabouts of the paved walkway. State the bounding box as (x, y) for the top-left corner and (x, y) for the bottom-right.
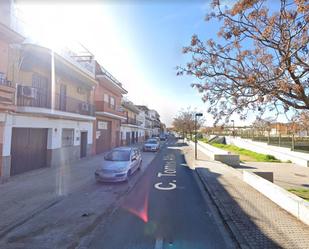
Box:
(0, 143), (153, 239)
(183, 144), (309, 249)
(0, 153), (107, 236)
(239, 162), (309, 190)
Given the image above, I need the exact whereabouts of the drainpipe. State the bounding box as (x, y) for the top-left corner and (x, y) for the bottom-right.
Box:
(51, 50), (55, 110)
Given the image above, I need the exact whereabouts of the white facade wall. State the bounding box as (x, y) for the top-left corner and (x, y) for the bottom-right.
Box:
(2, 113), (93, 157)
(120, 124), (146, 143)
(137, 111), (146, 129)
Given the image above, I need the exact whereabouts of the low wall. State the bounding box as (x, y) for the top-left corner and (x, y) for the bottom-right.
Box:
(190, 138), (309, 226)
(227, 137), (309, 167)
(243, 171), (309, 226)
(189, 140), (240, 166)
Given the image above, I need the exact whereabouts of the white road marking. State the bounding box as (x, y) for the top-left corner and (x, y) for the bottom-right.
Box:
(154, 238), (163, 249)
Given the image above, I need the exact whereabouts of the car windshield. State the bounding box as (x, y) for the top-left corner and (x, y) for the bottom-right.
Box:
(146, 140), (157, 144)
(104, 150), (130, 161)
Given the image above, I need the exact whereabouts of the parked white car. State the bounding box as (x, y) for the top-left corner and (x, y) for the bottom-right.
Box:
(95, 147), (142, 182)
(143, 138), (160, 152)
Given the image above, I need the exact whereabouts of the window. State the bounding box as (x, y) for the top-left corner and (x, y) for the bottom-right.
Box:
(110, 96), (115, 109)
(104, 150), (130, 161)
(62, 129), (74, 147)
(32, 73), (48, 88)
(104, 93), (109, 103)
(0, 72), (5, 85)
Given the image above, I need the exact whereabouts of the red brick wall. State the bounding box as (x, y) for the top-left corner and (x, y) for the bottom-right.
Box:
(94, 116), (121, 154)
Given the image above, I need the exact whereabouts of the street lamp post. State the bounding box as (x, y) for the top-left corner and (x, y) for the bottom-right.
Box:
(195, 113), (203, 160)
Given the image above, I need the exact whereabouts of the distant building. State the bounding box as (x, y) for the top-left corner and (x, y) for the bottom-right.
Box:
(94, 62), (127, 154)
(148, 109), (161, 136)
(121, 100), (141, 145)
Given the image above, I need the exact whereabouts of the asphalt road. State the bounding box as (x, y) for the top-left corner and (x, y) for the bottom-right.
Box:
(83, 138), (235, 249)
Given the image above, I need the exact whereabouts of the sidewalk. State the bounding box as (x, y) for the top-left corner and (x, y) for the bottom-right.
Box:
(183, 144), (309, 249)
(0, 143), (149, 239)
(0, 153), (106, 237)
(0, 146), (157, 248)
(239, 161), (309, 190)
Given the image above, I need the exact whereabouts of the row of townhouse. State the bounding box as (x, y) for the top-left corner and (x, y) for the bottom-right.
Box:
(0, 0), (164, 180)
(120, 103), (162, 146)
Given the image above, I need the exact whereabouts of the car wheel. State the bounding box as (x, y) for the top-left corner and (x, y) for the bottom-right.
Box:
(126, 169), (132, 181)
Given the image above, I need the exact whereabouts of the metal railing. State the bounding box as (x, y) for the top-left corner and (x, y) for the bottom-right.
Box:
(239, 133), (309, 153)
(100, 65), (122, 87)
(122, 117), (143, 126)
(95, 101), (125, 117)
(0, 78), (12, 87)
(17, 86), (95, 116)
(55, 93), (95, 116)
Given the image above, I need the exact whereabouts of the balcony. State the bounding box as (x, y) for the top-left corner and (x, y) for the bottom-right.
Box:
(54, 93), (95, 116)
(122, 117), (143, 126)
(16, 86), (95, 117)
(95, 101), (126, 118)
(0, 78), (15, 111)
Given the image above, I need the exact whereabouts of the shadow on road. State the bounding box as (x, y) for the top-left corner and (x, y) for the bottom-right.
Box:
(180, 147), (285, 248)
(191, 165), (284, 248)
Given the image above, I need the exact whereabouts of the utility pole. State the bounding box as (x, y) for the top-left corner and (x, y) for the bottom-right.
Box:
(195, 113), (203, 160)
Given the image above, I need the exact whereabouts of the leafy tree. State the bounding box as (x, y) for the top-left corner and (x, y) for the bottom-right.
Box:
(177, 0), (309, 124)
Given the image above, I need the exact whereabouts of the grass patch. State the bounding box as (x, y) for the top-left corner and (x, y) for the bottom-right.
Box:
(198, 138), (209, 143)
(288, 188), (309, 201)
(210, 143), (281, 162)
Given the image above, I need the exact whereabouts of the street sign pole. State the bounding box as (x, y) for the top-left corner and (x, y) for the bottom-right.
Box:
(195, 113), (203, 160)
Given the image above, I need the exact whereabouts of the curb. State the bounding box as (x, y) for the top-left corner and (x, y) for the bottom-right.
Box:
(182, 147), (250, 249)
(195, 168), (251, 249)
(193, 141), (309, 227)
(71, 148), (160, 249)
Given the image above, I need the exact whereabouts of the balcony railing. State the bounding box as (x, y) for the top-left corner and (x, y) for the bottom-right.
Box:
(95, 101), (126, 117)
(122, 117), (143, 126)
(55, 93), (95, 116)
(0, 77), (15, 111)
(17, 86), (95, 116)
(0, 77), (12, 87)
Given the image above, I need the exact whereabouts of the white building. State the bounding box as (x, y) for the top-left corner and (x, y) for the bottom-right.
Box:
(148, 109), (161, 136)
(1, 42), (96, 178)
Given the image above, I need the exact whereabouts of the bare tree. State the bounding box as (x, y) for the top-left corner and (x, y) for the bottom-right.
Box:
(292, 110), (309, 135)
(172, 107), (205, 139)
(177, 0), (309, 124)
(252, 117), (275, 135)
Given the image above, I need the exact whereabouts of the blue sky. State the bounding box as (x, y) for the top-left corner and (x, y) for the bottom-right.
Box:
(16, 1), (224, 126)
(17, 0), (289, 126)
